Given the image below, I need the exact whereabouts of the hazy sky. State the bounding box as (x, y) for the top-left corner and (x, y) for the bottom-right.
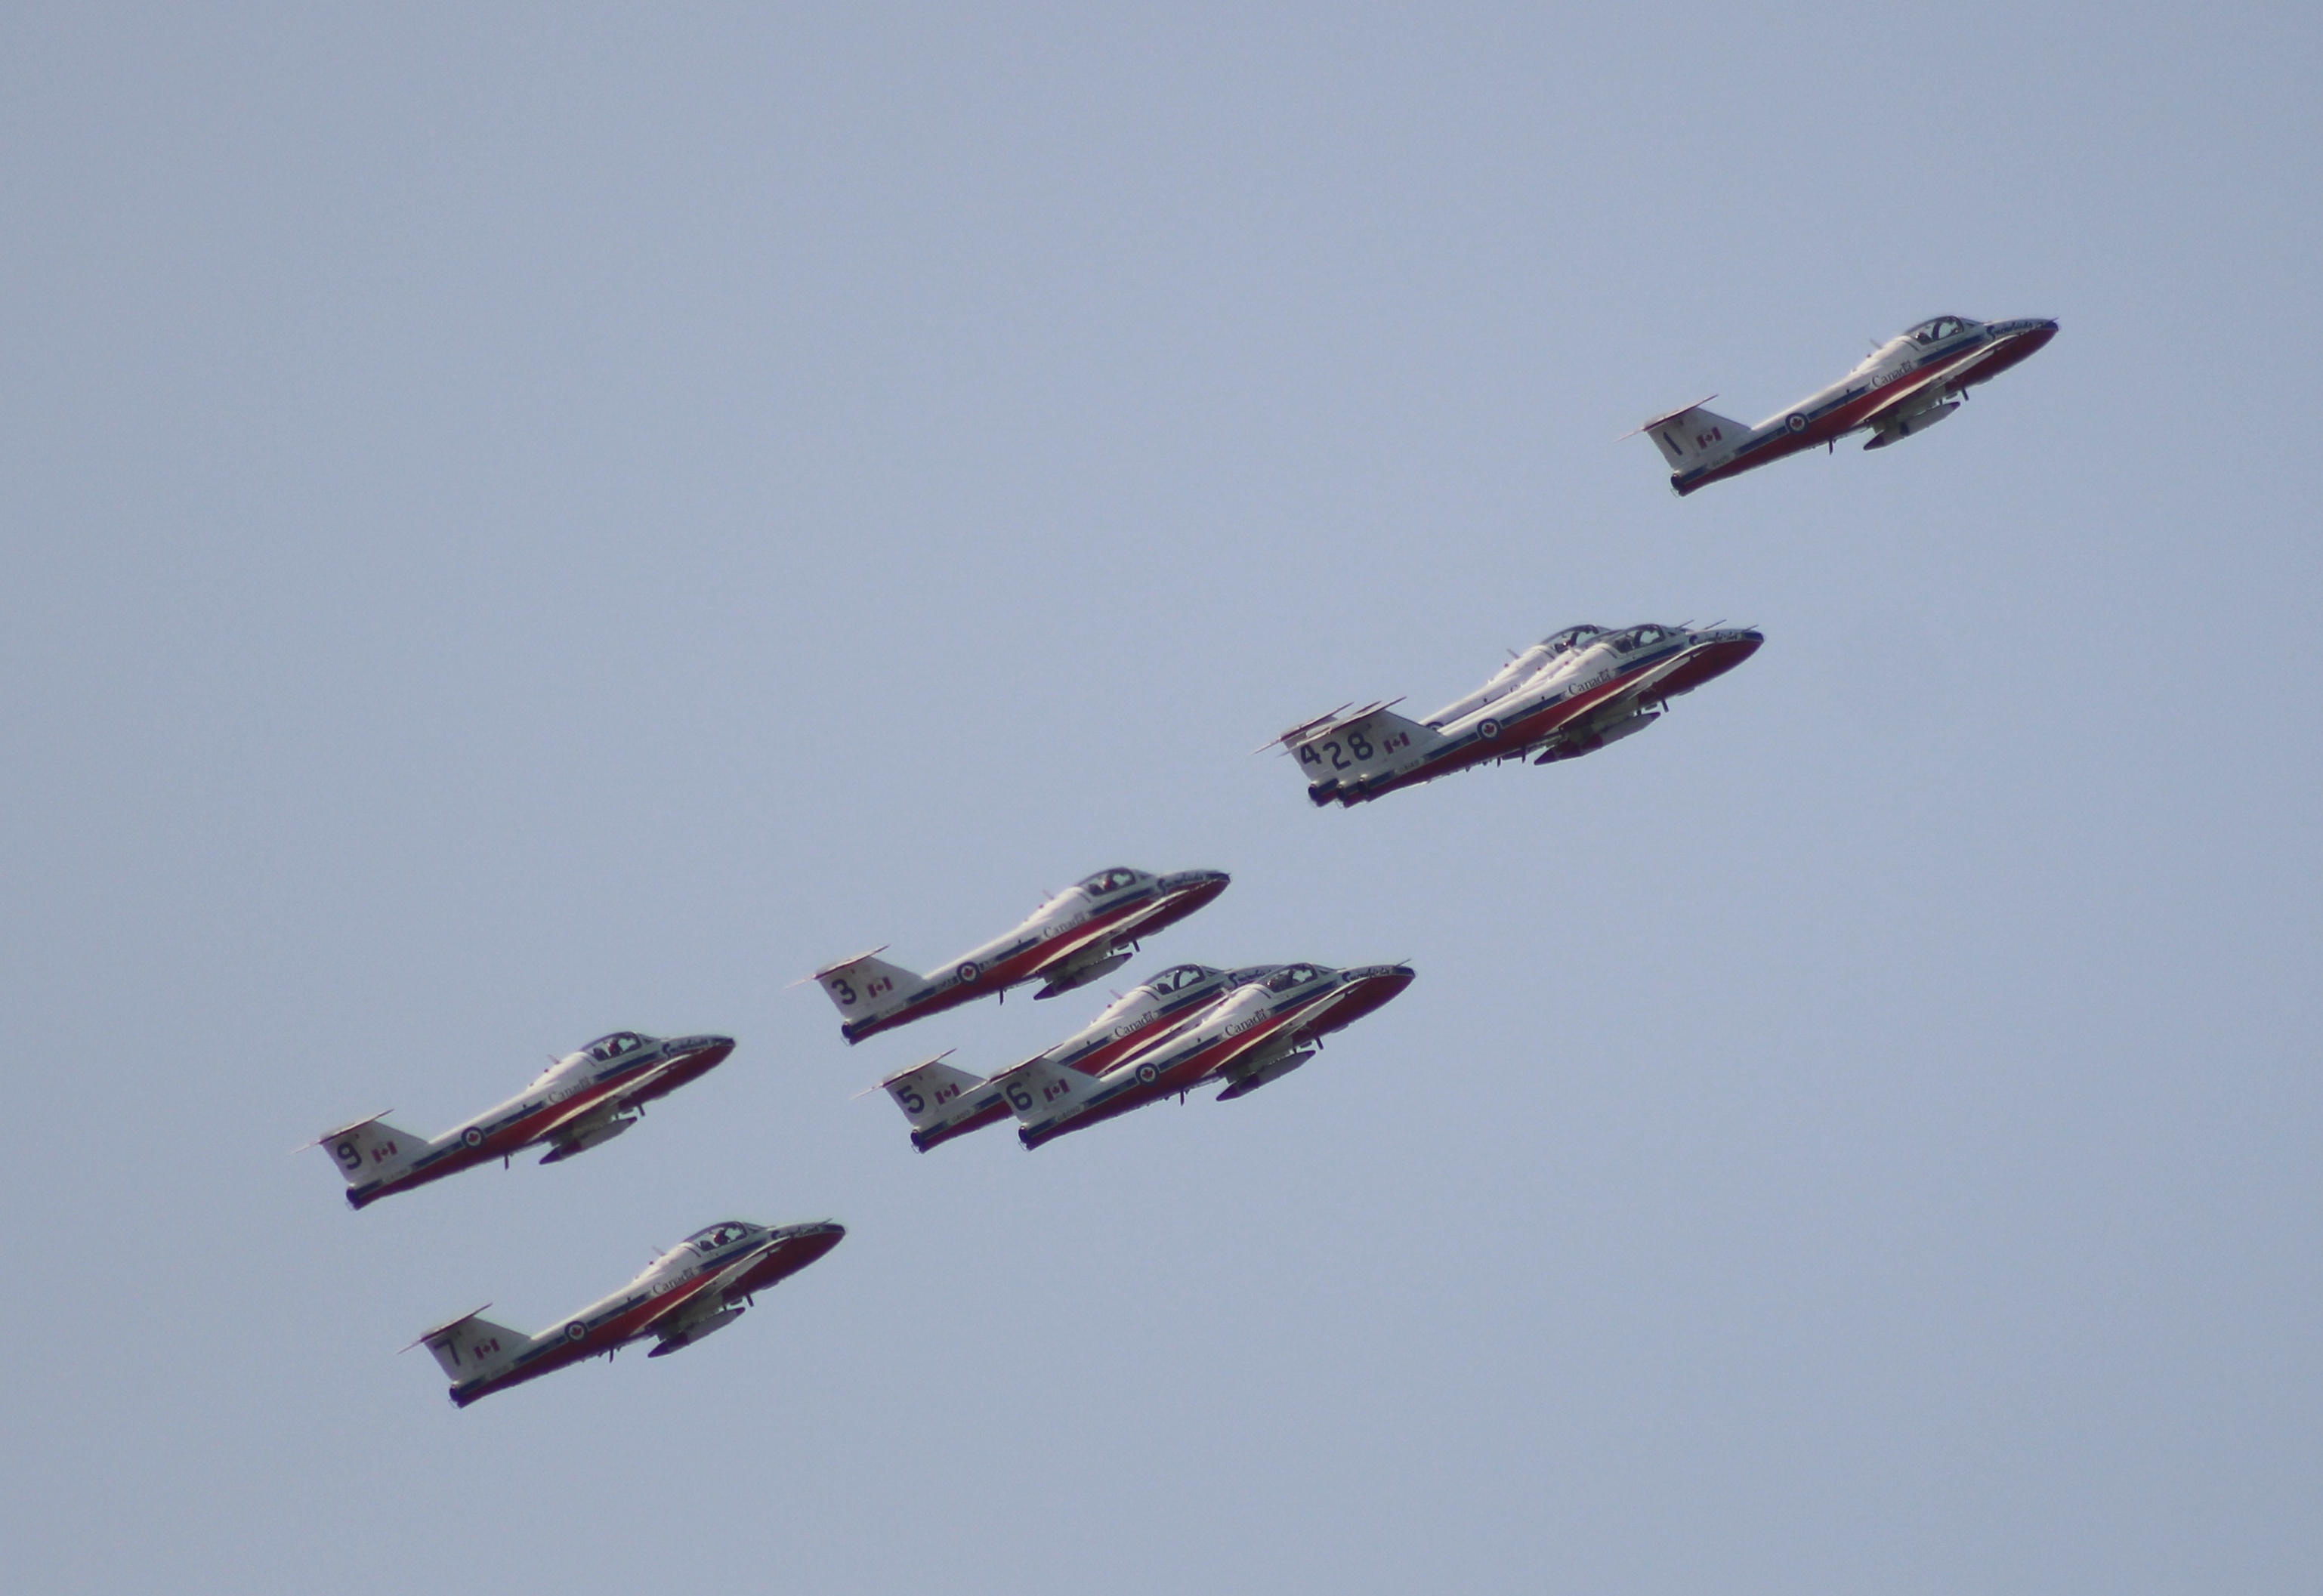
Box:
(4, 7), (2318, 1594)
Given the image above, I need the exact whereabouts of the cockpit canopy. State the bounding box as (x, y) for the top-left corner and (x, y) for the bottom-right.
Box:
(684, 1221), (753, 1254)
(1608, 624), (1679, 653)
(1261, 963), (1330, 992)
(584, 1032), (645, 1063)
(1540, 624), (1608, 653)
(1908, 315), (1973, 345)
(1144, 963), (1219, 994)
(1078, 867), (1143, 896)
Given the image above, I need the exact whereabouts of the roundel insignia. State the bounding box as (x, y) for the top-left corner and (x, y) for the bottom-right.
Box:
(1137, 1062), (1160, 1085)
(957, 961), (980, 983)
(462, 1127), (486, 1150)
(565, 1320), (588, 1343)
(1479, 718), (1501, 740)
(1786, 412), (1808, 434)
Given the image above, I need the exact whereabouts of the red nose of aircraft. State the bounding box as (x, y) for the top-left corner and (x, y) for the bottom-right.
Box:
(1319, 962), (1417, 1029)
(1985, 317), (2059, 360)
(779, 1219), (847, 1259)
(1650, 627), (1762, 699)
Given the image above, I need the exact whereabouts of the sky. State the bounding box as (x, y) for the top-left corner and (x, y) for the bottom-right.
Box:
(2, 5), (2318, 1593)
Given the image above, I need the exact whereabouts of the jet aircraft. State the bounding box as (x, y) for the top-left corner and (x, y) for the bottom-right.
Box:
(310, 1031), (737, 1210)
(876, 961), (1282, 1151)
(410, 1218), (845, 1406)
(811, 865), (1231, 1043)
(991, 960), (1414, 1149)
(1276, 622), (1761, 807)
(1634, 313), (2059, 495)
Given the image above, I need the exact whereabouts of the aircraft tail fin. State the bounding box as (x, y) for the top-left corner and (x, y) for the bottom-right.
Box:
(993, 1054), (1100, 1126)
(811, 948), (918, 1026)
(314, 1114), (429, 1187)
(410, 1307), (524, 1381)
(1278, 703), (1442, 806)
(879, 1054), (991, 1133)
(1633, 398), (1747, 471)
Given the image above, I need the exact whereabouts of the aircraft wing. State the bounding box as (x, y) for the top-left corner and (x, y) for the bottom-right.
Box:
(1023, 919), (1134, 980)
(1193, 984), (1371, 1083)
(1549, 650), (1702, 733)
(529, 1063), (688, 1145)
(1855, 336), (2028, 431)
(1025, 895), (1211, 980)
(624, 1241), (787, 1341)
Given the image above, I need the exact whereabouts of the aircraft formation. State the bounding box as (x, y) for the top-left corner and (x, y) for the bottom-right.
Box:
(310, 310), (2056, 1406)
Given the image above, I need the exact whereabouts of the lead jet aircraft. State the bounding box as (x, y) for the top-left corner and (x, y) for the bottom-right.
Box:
(1634, 313), (2059, 495)
(410, 1218), (845, 1406)
(992, 960), (1414, 1149)
(1276, 622), (1761, 807)
(310, 1031), (736, 1210)
(811, 865), (1231, 1043)
(876, 961), (1282, 1151)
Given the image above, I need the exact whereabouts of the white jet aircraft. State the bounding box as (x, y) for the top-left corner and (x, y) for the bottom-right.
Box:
(1635, 313), (2059, 494)
(411, 1218), (845, 1406)
(310, 1031), (736, 1209)
(811, 865), (1230, 1043)
(1276, 622), (1762, 807)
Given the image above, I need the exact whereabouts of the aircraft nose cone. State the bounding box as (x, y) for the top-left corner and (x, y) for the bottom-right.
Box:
(1158, 869), (1232, 904)
(792, 1221), (847, 1260)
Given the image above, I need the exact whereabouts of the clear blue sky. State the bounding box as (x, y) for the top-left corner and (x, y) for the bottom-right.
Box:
(4, 7), (2316, 1594)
